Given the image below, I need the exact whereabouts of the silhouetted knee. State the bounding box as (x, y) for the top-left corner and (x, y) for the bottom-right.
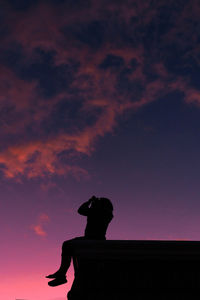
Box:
(62, 237), (84, 255)
(62, 240), (71, 253)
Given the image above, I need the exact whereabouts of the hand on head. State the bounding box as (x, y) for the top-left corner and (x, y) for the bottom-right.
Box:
(89, 195), (98, 203)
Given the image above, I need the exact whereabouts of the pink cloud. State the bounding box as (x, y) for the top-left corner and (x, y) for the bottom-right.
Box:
(169, 78), (200, 106)
(32, 224), (47, 237)
(31, 213), (50, 237)
(0, 64), (197, 180)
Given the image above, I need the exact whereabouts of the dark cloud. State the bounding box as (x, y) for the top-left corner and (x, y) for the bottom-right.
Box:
(17, 49), (78, 98)
(99, 54), (125, 70)
(0, 0), (200, 179)
(116, 73), (144, 102)
(143, 62), (160, 82)
(42, 96), (102, 134)
(7, 0), (38, 11)
(73, 20), (106, 49)
(49, 0), (91, 10)
(0, 42), (24, 69)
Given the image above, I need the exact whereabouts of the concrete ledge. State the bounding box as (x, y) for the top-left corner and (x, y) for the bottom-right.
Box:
(67, 240), (200, 299)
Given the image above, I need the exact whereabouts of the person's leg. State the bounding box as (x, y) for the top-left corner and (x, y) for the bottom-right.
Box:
(46, 237), (84, 286)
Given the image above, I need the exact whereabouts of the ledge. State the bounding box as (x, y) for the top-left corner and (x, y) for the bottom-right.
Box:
(67, 240), (200, 299)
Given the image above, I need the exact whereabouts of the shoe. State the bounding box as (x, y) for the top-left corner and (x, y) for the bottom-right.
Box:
(48, 277), (67, 287)
(46, 271), (64, 278)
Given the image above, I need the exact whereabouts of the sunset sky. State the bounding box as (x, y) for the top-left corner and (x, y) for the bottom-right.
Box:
(1, 0), (200, 299)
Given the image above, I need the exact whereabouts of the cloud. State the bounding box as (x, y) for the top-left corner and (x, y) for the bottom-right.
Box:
(31, 213), (50, 237)
(0, 0), (200, 180)
(39, 213), (50, 222)
(32, 224), (46, 237)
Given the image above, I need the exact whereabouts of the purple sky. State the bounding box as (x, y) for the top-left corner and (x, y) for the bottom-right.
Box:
(1, 0), (200, 299)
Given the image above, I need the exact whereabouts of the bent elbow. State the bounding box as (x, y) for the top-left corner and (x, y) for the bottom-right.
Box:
(78, 208), (87, 216)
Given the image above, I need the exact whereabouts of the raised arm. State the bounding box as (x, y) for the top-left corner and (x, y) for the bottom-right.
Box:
(77, 196), (97, 216)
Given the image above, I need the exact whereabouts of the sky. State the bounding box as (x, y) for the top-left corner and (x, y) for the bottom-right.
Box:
(1, 0), (200, 299)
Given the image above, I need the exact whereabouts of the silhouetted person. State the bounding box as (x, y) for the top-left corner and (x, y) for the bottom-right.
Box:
(46, 196), (113, 287)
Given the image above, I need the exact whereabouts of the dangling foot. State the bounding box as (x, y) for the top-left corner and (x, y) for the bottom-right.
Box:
(46, 270), (64, 279)
(48, 277), (67, 287)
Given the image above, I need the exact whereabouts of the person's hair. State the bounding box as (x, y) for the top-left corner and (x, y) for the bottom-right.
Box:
(99, 197), (113, 212)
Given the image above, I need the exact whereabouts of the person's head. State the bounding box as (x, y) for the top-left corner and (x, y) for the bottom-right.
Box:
(99, 197), (113, 212)
(91, 197), (113, 213)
